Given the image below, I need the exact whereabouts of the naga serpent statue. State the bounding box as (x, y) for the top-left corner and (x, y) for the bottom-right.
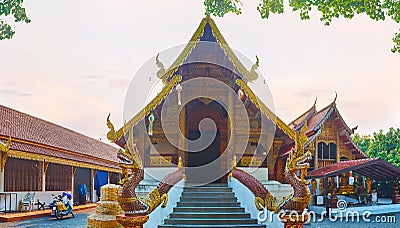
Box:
(116, 130), (184, 222)
(232, 122), (312, 215)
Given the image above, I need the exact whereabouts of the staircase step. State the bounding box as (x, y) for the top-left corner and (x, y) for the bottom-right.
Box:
(176, 201), (241, 207)
(173, 207), (245, 213)
(159, 185), (264, 228)
(159, 224), (265, 228)
(179, 197), (237, 202)
(181, 192), (235, 197)
(169, 212), (251, 219)
(183, 187), (232, 192)
(163, 218), (258, 225)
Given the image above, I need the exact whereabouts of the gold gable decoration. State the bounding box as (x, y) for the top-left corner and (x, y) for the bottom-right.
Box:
(159, 17), (258, 83)
(239, 156), (263, 167)
(149, 156), (173, 167)
(0, 137), (11, 172)
(111, 76), (183, 142)
(235, 79), (295, 140)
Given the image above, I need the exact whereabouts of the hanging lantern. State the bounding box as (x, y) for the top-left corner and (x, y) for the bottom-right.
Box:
(148, 112), (154, 136)
(176, 83), (182, 105)
(238, 89), (244, 100)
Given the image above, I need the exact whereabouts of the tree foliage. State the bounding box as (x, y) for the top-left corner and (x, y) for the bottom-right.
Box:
(204, 0), (400, 53)
(353, 128), (400, 167)
(0, 0), (30, 40)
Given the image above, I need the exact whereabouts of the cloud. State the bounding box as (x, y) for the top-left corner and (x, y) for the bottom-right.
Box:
(80, 74), (105, 80)
(293, 88), (330, 98)
(108, 78), (130, 89)
(0, 88), (31, 97)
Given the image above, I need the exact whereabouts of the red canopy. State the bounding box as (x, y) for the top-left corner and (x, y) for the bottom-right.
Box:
(306, 158), (400, 181)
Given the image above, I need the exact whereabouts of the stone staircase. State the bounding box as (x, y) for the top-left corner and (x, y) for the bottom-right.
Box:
(159, 184), (265, 228)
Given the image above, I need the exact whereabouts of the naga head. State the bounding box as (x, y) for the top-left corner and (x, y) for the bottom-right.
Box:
(286, 121), (312, 173)
(118, 129), (143, 170)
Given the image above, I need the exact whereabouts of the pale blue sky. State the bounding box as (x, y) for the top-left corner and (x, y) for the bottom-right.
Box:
(0, 1), (399, 142)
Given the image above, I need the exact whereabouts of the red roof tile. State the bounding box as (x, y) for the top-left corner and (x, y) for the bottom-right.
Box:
(0, 105), (118, 167)
(306, 158), (400, 180)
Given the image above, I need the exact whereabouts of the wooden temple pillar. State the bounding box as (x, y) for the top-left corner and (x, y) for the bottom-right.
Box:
(228, 90), (235, 169)
(392, 181), (400, 204)
(178, 103), (186, 175)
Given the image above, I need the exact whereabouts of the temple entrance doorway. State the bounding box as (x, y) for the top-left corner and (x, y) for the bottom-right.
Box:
(185, 99), (228, 185)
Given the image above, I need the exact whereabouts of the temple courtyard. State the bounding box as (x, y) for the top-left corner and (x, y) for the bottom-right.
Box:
(0, 207), (398, 228)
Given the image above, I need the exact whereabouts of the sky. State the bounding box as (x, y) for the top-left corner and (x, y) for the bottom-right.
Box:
(0, 0), (399, 144)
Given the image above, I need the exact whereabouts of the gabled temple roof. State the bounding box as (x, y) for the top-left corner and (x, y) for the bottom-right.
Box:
(288, 99), (317, 131)
(0, 105), (120, 172)
(289, 97), (367, 158)
(108, 17), (296, 146)
(159, 16), (258, 83)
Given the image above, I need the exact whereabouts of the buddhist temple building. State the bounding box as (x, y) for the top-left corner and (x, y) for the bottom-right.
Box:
(0, 105), (121, 211)
(107, 16), (297, 187)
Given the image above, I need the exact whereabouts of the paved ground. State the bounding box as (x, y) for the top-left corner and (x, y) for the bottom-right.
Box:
(0, 208), (95, 228)
(306, 212), (400, 228)
(0, 208), (399, 227)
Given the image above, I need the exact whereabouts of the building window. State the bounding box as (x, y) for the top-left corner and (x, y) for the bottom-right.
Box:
(4, 158), (42, 191)
(317, 142), (337, 160)
(329, 143), (337, 160)
(46, 163), (72, 191)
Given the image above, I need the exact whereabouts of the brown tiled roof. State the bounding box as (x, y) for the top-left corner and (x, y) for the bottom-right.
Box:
(0, 105), (119, 168)
(306, 158), (400, 180)
(287, 101), (367, 158)
(288, 105), (316, 131)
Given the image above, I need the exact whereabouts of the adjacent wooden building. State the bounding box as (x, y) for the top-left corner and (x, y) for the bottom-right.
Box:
(0, 105), (121, 211)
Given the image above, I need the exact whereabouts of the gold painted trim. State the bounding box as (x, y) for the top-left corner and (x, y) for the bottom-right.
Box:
(113, 17), (263, 144)
(236, 79), (295, 140)
(113, 75), (183, 142)
(0, 137), (11, 172)
(7, 150), (121, 173)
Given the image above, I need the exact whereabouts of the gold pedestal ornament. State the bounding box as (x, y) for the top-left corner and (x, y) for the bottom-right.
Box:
(116, 214), (149, 228)
(278, 211), (310, 228)
(87, 184), (123, 228)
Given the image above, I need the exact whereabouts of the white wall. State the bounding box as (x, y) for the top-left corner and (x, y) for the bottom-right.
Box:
(144, 179), (184, 228)
(143, 167), (179, 183)
(0, 191), (62, 211)
(240, 167), (268, 182)
(229, 178), (283, 228)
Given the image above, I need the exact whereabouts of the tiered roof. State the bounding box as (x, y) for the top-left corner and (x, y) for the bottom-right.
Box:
(288, 97), (367, 158)
(108, 17), (296, 147)
(0, 105), (120, 172)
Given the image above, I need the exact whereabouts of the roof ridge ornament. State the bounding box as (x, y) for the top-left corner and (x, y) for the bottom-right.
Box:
(333, 91), (338, 104)
(248, 55), (259, 82)
(106, 113), (118, 143)
(313, 96), (317, 108)
(156, 53), (166, 79)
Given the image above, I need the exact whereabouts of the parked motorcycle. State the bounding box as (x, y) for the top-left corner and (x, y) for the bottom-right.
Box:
(51, 194), (74, 219)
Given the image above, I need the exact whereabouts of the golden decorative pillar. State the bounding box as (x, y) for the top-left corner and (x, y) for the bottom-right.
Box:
(336, 131), (340, 162)
(178, 103), (185, 169)
(228, 90), (235, 167)
(314, 141), (318, 170)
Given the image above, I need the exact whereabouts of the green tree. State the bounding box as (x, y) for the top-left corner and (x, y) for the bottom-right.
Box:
(204, 0), (400, 53)
(353, 128), (400, 167)
(0, 0), (30, 40)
